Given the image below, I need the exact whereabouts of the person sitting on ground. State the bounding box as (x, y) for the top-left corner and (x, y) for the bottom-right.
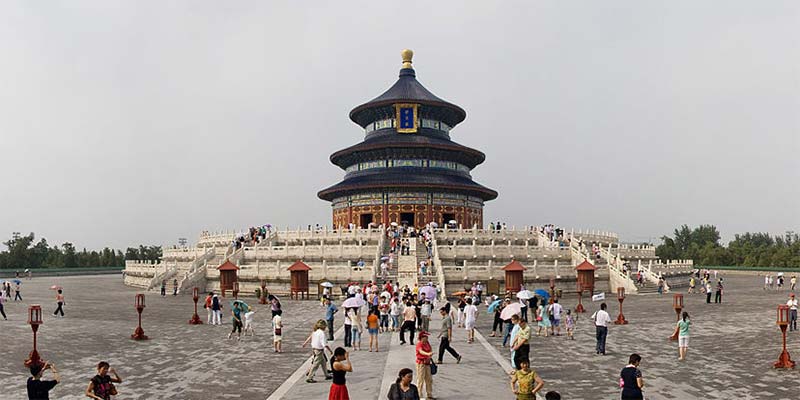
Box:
(27, 362), (60, 400)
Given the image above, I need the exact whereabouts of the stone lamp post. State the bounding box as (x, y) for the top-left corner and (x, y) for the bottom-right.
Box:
(24, 305), (44, 368)
(669, 294), (683, 341)
(774, 304), (795, 368)
(614, 287), (628, 325)
(189, 287), (203, 325)
(131, 294), (149, 340)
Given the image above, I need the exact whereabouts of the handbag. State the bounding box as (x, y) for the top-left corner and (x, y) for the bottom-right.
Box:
(429, 360), (438, 375)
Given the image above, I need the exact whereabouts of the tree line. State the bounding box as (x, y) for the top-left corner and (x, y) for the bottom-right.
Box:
(0, 232), (162, 269)
(656, 224), (800, 267)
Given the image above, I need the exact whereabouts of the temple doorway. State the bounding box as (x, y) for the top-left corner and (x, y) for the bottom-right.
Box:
(359, 213), (374, 228)
(400, 212), (415, 227)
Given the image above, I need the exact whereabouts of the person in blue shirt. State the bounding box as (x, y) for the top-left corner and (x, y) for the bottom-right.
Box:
(325, 298), (338, 340)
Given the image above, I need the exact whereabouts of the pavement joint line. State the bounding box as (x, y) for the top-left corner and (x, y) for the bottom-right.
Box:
(266, 325), (345, 400)
(475, 328), (545, 400)
(378, 329), (403, 398)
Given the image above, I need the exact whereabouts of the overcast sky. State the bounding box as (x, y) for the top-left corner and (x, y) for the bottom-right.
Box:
(1, 1), (798, 250)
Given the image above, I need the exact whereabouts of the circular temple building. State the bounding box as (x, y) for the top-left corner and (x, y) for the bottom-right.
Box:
(318, 49), (497, 229)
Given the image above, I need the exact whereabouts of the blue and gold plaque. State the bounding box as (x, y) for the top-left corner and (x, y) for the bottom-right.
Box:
(395, 103), (418, 133)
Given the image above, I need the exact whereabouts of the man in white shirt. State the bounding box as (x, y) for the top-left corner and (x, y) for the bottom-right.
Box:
(549, 299), (564, 336)
(788, 294), (798, 331)
(464, 298), (478, 343)
(592, 302), (612, 355)
(303, 320), (333, 382)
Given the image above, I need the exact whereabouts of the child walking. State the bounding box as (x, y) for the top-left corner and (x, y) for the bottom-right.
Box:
(565, 310), (576, 340)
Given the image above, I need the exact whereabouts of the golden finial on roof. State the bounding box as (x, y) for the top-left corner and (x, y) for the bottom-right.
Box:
(401, 49), (414, 69)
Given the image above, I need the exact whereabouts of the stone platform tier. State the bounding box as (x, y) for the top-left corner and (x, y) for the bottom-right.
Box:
(123, 226), (693, 297)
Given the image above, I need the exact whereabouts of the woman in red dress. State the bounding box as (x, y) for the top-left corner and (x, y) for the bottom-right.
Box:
(329, 347), (352, 400)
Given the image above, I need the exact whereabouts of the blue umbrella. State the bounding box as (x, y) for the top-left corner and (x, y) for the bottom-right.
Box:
(534, 289), (550, 301)
(487, 299), (502, 313)
(13, 279), (21, 284)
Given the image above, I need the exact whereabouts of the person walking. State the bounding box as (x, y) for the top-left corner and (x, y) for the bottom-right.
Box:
(705, 281), (713, 304)
(792, 276), (797, 291)
(367, 309), (380, 352)
(348, 307), (362, 351)
(549, 299), (563, 336)
(788, 294), (798, 331)
(536, 303), (550, 337)
(390, 297), (401, 332)
(715, 279), (723, 303)
(14, 283), (22, 301)
(53, 289), (65, 318)
(328, 347), (352, 400)
(671, 311), (691, 360)
(387, 368), (420, 400)
(510, 359), (544, 400)
(420, 300), (432, 332)
(378, 296), (390, 333)
(269, 295), (282, 319)
(511, 317), (531, 368)
(211, 294), (222, 325)
(592, 303), (611, 355)
(204, 292), (214, 324)
(508, 314), (522, 369)
(160, 280), (166, 297)
(437, 307), (461, 364)
(325, 298), (338, 341)
(565, 310), (576, 340)
(27, 361), (60, 400)
(620, 353), (645, 400)
(303, 319), (333, 383)
(0, 294), (7, 320)
(172, 278), (178, 296)
(228, 301), (244, 341)
(400, 301), (417, 345)
(85, 361), (122, 400)
(273, 310), (283, 353)
(464, 297), (478, 344)
(415, 331), (434, 400)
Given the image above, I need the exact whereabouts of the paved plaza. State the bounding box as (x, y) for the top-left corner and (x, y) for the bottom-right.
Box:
(1, 273), (799, 399)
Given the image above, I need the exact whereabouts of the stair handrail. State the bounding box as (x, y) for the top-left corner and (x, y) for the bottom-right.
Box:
(430, 232), (446, 301)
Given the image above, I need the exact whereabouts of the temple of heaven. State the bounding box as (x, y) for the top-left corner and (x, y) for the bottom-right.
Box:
(318, 49), (497, 229)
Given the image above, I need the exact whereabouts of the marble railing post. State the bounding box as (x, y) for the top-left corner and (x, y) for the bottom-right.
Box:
(554, 259), (559, 278)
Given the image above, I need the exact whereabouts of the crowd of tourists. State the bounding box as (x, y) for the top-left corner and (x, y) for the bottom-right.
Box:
(230, 225), (273, 249)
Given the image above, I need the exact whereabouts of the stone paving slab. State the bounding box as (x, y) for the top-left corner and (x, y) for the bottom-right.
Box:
(476, 274), (800, 399)
(0, 275), (337, 400)
(277, 308), (513, 400)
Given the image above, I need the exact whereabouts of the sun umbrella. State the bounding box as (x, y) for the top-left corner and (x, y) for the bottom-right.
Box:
(231, 300), (251, 310)
(448, 220), (457, 225)
(534, 289), (550, 301)
(380, 256), (390, 261)
(516, 290), (534, 300)
(380, 291), (391, 299)
(320, 281), (334, 288)
(390, 222), (398, 226)
(430, 222), (438, 228)
(420, 286), (436, 300)
(487, 299), (502, 313)
(24, 269), (30, 272)
(12, 279), (22, 285)
(500, 302), (523, 320)
(342, 297), (366, 308)
(50, 285), (62, 290)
